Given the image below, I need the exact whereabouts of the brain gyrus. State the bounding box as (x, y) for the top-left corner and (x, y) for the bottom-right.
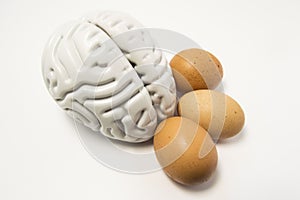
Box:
(42, 11), (176, 143)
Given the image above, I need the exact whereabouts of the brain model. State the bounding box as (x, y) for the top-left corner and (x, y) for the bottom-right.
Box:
(42, 11), (176, 143)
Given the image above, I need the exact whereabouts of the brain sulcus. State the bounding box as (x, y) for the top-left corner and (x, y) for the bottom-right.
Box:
(42, 11), (176, 143)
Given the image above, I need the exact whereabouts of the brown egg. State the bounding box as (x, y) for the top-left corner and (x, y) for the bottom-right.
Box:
(178, 90), (245, 140)
(154, 117), (218, 186)
(170, 48), (223, 93)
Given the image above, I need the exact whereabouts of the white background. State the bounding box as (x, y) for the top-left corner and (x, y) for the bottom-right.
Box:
(1, 0), (300, 199)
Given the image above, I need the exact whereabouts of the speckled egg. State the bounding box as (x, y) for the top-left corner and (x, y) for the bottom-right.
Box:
(170, 48), (223, 93)
(178, 90), (245, 140)
(154, 117), (218, 185)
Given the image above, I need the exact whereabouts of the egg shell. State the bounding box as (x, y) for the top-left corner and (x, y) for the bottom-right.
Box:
(178, 90), (245, 140)
(170, 48), (223, 93)
(154, 117), (218, 185)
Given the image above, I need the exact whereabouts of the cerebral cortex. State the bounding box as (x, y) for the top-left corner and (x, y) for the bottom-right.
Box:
(42, 11), (176, 143)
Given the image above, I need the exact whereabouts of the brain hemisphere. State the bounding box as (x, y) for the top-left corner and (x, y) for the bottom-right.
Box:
(84, 11), (177, 119)
(42, 11), (176, 142)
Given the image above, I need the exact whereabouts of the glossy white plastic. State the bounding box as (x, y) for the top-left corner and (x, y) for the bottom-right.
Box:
(42, 11), (176, 143)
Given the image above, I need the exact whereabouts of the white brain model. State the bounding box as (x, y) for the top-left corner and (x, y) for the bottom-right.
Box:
(42, 11), (176, 143)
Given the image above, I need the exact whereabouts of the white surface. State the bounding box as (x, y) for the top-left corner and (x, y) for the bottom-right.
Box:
(1, 0), (300, 199)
